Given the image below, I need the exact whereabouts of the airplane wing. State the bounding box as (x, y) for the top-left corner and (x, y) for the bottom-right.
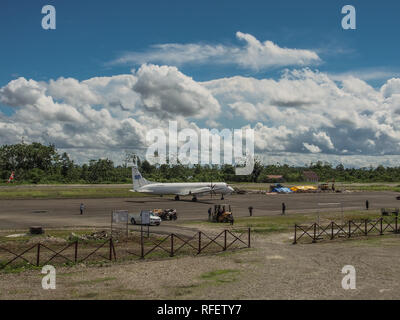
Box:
(182, 186), (226, 196)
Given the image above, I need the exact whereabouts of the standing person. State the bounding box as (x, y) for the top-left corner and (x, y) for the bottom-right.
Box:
(208, 207), (212, 221)
(366, 200), (369, 210)
(248, 206), (253, 217)
(80, 203), (85, 215)
(282, 202), (286, 215)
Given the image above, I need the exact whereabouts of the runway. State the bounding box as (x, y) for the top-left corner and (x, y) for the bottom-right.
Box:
(0, 191), (399, 230)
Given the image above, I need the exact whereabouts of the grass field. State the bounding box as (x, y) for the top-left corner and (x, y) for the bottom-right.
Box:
(181, 209), (383, 235)
(0, 182), (400, 200)
(232, 182), (400, 192)
(0, 187), (145, 200)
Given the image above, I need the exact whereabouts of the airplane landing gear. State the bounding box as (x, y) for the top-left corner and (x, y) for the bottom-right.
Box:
(192, 195), (198, 202)
(221, 194), (224, 200)
(175, 195), (180, 201)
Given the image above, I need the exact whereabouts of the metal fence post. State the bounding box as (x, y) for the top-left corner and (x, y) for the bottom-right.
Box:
(36, 243), (41, 267)
(331, 222), (334, 240)
(198, 231), (202, 254)
(396, 216), (398, 234)
(380, 217), (383, 235)
(248, 228), (251, 248)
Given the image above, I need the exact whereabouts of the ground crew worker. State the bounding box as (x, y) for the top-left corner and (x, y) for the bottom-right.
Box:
(80, 203), (85, 215)
(208, 207), (212, 220)
(366, 200), (369, 210)
(282, 202), (286, 215)
(248, 206), (253, 217)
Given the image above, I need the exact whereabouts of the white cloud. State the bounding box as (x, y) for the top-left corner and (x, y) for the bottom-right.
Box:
(303, 143), (321, 153)
(111, 32), (321, 71)
(313, 131), (334, 150)
(203, 68), (400, 157)
(1, 66), (400, 167)
(132, 64), (221, 119)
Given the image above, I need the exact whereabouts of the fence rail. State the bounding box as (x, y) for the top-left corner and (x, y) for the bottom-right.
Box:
(0, 228), (251, 269)
(293, 217), (399, 244)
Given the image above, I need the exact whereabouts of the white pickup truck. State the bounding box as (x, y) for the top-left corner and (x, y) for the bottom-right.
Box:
(129, 210), (161, 226)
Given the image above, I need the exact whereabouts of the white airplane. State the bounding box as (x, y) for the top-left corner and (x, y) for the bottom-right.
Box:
(130, 167), (234, 201)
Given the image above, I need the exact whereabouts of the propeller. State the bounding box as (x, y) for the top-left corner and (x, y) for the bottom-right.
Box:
(210, 181), (217, 199)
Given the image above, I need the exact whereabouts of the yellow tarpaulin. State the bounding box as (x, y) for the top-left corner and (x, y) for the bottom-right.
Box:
(290, 185), (317, 192)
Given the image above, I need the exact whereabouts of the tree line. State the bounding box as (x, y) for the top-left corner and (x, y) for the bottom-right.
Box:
(1, 142), (400, 184)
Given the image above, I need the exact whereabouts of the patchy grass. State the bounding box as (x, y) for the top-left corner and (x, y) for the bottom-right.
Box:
(181, 210), (386, 235)
(340, 234), (400, 247)
(73, 276), (117, 285)
(0, 228), (99, 244)
(344, 184), (400, 192)
(172, 283), (203, 297)
(77, 292), (99, 299)
(200, 269), (240, 284)
(231, 182), (400, 192)
(0, 187), (145, 200)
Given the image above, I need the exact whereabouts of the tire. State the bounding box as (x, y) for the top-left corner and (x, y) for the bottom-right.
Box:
(131, 218), (136, 225)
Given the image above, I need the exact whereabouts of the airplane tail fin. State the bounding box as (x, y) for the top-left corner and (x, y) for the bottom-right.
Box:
(132, 167), (151, 191)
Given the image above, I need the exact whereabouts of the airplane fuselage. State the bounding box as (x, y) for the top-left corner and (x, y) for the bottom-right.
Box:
(135, 182), (233, 196)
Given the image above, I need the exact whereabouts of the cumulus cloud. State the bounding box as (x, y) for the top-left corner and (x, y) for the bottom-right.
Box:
(303, 143), (321, 153)
(203, 69), (400, 158)
(1, 66), (400, 167)
(111, 32), (321, 71)
(132, 64), (221, 119)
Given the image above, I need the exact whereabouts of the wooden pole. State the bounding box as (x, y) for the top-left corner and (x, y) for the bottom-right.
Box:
(74, 241), (78, 263)
(140, 224), (144, 259)
(36, 243), (41, 266)
(223, 230), (227, 251)
(170, 234), (174, 257)
(198, 231), (202, 254)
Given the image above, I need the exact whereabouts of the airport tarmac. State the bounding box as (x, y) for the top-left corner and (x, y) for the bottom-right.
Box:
(0, 191), (399, 230)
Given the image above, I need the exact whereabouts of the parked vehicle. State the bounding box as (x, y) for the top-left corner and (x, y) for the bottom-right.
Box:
(153, 208), (178, 221)
(210, 204), (234, 224)
(129, 210), (161, 226)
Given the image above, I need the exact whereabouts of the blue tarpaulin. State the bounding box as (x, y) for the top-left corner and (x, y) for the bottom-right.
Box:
(271, 187), (293, 193)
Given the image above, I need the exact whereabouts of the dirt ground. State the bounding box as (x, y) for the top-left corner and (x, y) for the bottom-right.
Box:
(1, 230), (400, 300)
(0, 191), (399, 230)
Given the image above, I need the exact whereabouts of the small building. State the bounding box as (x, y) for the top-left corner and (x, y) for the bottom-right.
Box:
(303, 171), (319, 183)
(266, 175), (284, 183)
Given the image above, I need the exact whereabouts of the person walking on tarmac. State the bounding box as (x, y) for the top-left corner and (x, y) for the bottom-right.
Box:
(366, 200), (369, 210)
(248, 206), (253, 217)
(80, 203), (85, 215)
(281, 202), (286, 215)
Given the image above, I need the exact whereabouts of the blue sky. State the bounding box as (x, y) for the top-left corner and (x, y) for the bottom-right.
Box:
(1, 0), (399, 84)
(1, 0), (400, 167)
